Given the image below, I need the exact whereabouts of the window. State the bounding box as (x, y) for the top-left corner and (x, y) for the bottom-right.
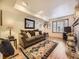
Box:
(57, 21), (64, 32)
(52, 19), (69, 32)
(52, 22), (57, 32)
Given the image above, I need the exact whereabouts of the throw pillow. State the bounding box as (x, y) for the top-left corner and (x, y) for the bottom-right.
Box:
(26, 32), (31, 38)
(21, 32), (28, 38)
(35, 32), (39, 35)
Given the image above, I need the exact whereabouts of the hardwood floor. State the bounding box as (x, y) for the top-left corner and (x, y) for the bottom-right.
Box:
(4, 38), (69, 59)
(47, 39), (68, 59)
(17, 38), (69, 59)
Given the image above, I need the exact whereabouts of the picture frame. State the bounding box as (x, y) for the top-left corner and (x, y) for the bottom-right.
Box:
(25, 18), (35, 29)
(0, 10), (2, 26)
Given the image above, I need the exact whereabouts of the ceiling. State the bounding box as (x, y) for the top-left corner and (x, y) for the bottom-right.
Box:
(0, 0), (76, 21)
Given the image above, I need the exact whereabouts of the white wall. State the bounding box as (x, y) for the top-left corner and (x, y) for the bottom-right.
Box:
(0, 10), (45, 36)
(51, 0), (75, 19)
(47, 15), (75, 39)
(0, 2), (45, 44)
(0, 0), (76, 40)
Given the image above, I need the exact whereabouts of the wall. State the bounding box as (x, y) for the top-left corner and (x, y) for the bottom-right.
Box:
(0, 0), (76, 40)
(52, 1), (75, 19)
(47, 15), (75, 39)
(0, 1), (45, 44)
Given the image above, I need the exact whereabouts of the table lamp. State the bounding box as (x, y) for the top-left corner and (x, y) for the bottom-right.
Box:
(6, 19), (14, 37)
(7, 26), (13, 37)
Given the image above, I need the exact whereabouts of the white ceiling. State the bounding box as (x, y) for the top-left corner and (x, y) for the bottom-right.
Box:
(0, 0), (76, 21)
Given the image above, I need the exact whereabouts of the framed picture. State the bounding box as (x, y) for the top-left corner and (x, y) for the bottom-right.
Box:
(25, 18), (35, 29)
(0, 10), (2, 26)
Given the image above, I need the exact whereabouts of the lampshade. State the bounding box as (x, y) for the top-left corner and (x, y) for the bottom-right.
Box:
(6, 19), (14, 27)
(6, 19), (14, 31)
(6, 19), (14, 36)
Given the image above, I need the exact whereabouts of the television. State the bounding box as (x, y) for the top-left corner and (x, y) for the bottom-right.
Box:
(64, 27), (71, 33)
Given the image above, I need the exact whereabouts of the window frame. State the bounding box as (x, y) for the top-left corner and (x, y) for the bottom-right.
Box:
(52, 19), (69, 33)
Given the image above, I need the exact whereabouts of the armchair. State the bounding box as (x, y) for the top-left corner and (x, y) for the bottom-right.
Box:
(0, 38), (19, 59)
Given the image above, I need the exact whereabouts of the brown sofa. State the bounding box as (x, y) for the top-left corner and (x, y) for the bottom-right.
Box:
(19, 30), (46, 49)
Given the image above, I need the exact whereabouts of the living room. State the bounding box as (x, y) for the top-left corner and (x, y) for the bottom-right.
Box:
(0, 0), (79, 59)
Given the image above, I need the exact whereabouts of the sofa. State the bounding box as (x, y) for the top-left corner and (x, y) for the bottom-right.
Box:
(19, 30), (46, 49)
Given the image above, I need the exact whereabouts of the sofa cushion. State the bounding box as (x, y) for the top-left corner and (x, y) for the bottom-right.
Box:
(26, 35), (44, 42)
(35, 32), (39, 35)
(26, 32), (31, 38)
(27, 31), (35, 36)
(39, 31), (42, 35)
(21, 37), (28, 47)
(37, 35), (44, 38)
(26, 36), (36, 42)
(20, 32), (28, 38)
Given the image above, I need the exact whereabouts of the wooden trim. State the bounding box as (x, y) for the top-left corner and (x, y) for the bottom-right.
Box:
(0, 10), (2, 26)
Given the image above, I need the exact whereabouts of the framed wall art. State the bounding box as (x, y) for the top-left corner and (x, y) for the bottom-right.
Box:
(25, 18), (35, 29)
